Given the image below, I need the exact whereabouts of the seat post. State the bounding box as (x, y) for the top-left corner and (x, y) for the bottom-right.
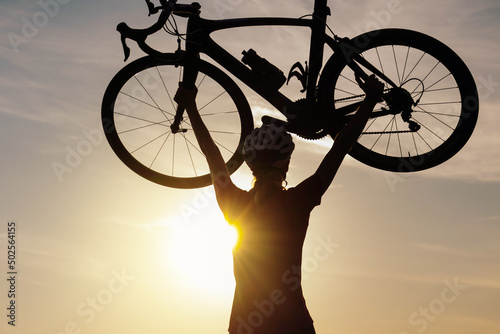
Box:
(306, 0), (330, 102)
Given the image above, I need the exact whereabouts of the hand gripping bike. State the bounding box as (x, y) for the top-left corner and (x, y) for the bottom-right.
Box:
(101, 0), (479, 188)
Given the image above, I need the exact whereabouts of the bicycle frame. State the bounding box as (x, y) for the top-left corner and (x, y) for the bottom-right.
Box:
(179, 0), (331, 115)
(176, 1), (399, 124)
(106, 0), (480, 187)
(118, 0), (398, 131)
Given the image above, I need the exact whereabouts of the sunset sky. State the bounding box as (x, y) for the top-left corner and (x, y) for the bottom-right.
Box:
(1, 0), (499, 333)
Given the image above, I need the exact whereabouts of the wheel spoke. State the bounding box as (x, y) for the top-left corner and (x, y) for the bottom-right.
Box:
(413, 108), (460, 118)
(104, 59), (250, 187)
(214, 138), (236, 155)
(327, 30), (477, 172)
(179, 133), (204, 157)
(412, 132), (419, 156)
(415, 129), (433, 151)
(202, 110), (239, 116)
(118, 91), (175, 118)
(423, 72), (453, 93)
(369, 117), (393, 150)
(385, 117), (395, 155)
(417, 101), (462, 106)
(180, 132), (198, 177)
(402, 52), (425, 84)
(392, 45), (401, 85)
(420, 60), (440, 86)
(342, 73), (359, 85)
(172, 134), (176, 176)
(130, 130), (170, 155)
(375, 47), (385, 75)
(118, 120), (170, 135)
(413, 117), (446, 143)
(412, 86), (459, 95)
(156, 66), (177, 113)
(115, 112), (171, 133)
(414, 105), (457, 131)
(198, 90), (229, 112)
(150, 131), (172, 169)
(197, 73), (207, 89)
(400, 46), (411, 85)
(209, 130), (242, 135)
(134, 76), (172, 123)
(362, 117), (378, 134)
(395, 118), (403, 157)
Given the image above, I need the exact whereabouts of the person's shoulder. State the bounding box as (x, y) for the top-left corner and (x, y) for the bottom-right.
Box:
(216, 182), (251, 208)
(287, 174), (322, 192)
(285, 174), (323, 209)
(218, 184), (253, 225)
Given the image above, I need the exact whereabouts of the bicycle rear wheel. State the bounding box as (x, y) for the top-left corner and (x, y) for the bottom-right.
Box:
(319, 29), (479, 172)
(102, 56), (253, 188)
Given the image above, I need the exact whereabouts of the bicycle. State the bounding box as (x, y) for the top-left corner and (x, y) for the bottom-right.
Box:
(101, 0), (479, 189)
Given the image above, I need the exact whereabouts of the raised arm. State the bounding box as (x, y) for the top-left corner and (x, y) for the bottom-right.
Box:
(174, 84), (236, 207)
(315, 75), (384, 194)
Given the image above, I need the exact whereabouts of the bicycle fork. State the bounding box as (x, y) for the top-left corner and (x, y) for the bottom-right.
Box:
(170, 108), (186, 134)
(170, 62), (199, 134)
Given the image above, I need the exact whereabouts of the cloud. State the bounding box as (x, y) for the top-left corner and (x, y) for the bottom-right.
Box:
(412, 242), (490, 260)
(1, 233), (109, 290)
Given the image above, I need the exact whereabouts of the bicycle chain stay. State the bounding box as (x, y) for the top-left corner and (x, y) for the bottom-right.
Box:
(362, 127), (418, 135)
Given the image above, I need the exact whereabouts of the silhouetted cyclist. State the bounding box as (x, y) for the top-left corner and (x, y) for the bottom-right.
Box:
(174, 75), (384, 334)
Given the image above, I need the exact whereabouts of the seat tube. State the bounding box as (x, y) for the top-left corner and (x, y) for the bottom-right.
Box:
(306, 0), (329, 102)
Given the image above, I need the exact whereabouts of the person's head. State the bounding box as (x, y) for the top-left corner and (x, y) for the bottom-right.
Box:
(242, 123), (295, 187)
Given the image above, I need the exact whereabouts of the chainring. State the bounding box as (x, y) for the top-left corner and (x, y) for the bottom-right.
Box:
(288, 99), (330, 140)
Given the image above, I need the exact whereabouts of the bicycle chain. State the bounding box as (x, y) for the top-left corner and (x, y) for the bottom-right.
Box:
(333, 92), (366, 102)
(333, 91), (418, 135)
(362, 129), (416, 135)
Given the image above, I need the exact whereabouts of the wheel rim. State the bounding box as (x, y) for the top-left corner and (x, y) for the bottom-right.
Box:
(322, 30), (478, 172)
(102, 57), (253, 188)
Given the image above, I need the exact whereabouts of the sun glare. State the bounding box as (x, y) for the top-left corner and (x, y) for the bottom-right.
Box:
(165, 211), (238, 297)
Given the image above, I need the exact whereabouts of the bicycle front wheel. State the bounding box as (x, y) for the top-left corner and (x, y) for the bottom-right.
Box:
(102, 56), (253, 188)
(319, 29), (479, 172)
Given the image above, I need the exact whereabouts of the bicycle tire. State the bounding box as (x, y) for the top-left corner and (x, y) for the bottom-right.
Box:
(102, 56), (253, 188)
(318, 29), (479, 172)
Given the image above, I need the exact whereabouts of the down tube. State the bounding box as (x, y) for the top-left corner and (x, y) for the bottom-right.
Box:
(198, 17), (312, 114)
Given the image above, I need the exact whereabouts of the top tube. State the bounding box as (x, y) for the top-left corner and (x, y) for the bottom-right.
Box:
(190, 16), (313, 34)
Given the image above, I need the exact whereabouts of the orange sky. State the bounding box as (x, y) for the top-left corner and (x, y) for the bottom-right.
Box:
(0, 0), (499, 333)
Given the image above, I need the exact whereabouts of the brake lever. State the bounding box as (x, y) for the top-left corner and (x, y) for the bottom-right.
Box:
(145, 0), (160, 16)
(117, 0), (177, 61)
(117, 23), (132, 61)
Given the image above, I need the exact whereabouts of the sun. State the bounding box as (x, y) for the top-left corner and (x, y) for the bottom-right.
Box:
(165, 209), (238, 297)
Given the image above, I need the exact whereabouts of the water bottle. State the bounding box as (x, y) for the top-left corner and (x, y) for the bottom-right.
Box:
(242, 49), (286, 90)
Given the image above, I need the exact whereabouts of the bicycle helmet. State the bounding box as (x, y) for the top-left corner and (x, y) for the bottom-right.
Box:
(242, 123), (295, 178)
